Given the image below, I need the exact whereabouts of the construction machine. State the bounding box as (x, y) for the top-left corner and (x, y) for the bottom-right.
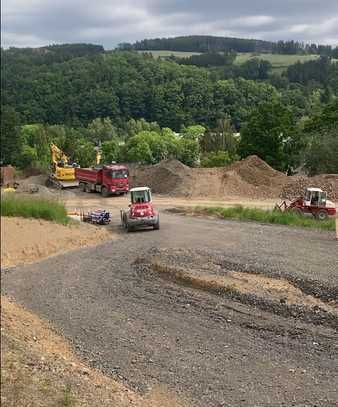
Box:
(275, 187), (336, 220)
(48, 143), (79, 188)
(120, 187), (159, 232)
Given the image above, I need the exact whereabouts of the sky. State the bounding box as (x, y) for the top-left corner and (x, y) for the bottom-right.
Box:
(2, 0), (338, 49)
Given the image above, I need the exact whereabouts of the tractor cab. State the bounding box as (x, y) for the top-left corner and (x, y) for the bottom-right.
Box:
(304, 188), (327, 207)
(130, 187), (152, 204)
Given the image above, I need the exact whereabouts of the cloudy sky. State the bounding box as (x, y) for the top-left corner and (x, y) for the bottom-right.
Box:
(2, 0), (338, 49)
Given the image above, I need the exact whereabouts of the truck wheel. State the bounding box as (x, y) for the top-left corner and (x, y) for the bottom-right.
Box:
(127, 223), (133, 232)
(85, 184), (91, 193)
(315, 209), (328, 221)
(79, 182), (85, 192)
(153, 217), (160, 230)
(101, 187), (109, 198)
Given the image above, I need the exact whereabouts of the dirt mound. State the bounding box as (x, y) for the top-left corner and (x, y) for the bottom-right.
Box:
(130, 159), (193, 195)
(131, 156), (337, 201)
(280, 174), (338, 201)
(227, 155), (286, 187)
(1, 217), (113, 268)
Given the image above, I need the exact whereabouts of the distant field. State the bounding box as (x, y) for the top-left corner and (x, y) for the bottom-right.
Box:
(137, 50), (201, 58)
(138, 50), (322, 71)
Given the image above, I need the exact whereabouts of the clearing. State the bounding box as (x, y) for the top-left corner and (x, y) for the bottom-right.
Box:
(2, 210), (338, 406)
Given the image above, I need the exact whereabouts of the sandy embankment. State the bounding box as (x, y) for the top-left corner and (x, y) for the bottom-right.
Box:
(1, 216), (113, 268)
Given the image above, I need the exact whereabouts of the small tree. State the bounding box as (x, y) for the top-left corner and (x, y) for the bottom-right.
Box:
(239, 101), (298, 171)
(201, 151), (238, 168)
(74, 140), (96, 167)
(101, 139), (120, 164)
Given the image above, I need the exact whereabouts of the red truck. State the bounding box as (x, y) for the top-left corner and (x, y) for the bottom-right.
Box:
(75, 165), (129, 197)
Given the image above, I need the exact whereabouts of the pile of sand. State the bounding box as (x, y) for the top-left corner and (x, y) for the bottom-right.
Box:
(131, 156), (337, 201)
(1, 217), (113, 268)
(130, 160), (193, 195)
(130, 156), (287, 199)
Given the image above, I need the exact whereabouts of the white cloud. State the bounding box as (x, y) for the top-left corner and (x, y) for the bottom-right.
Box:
(1, 0), (338, 48)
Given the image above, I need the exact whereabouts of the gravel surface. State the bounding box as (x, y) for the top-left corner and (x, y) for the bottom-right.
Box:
(2, 213), (338, 406)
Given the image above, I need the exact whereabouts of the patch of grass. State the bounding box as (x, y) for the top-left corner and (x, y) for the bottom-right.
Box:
(1, 194), (69, 224)
(193, 205), (335, 231)
(234, 52), (319, 67)
(137, 50), (201, 58)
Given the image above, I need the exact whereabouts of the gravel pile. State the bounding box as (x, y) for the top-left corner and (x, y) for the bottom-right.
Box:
(280, 175), (338, 201)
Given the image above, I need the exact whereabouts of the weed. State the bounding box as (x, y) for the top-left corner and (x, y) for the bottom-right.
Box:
(1, 194), (69, 224)
(60, 384), (76, 407)
(193, 205), (335, 231)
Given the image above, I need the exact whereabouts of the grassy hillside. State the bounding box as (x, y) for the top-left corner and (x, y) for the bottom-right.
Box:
(138, 50), (322, 72)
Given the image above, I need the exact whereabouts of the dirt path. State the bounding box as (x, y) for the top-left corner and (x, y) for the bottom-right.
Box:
(2, 212), (338, 406)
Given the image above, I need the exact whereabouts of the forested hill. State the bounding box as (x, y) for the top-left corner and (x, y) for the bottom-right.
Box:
(120, 35), (338, 57)
(2, 45), (337, 130)
(2, 43), (104, 65)
(1, 43), (337, 176)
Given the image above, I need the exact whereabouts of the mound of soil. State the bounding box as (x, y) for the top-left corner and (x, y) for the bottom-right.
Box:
(131, 156), (337, 201)
(227, 155), (285, 187)
(280, 174), (338, 201)
(130, 159), (193, 195)
(1, 217), (113, 268)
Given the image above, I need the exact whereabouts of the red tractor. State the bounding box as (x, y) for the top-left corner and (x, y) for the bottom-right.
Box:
(276, 188), (336, 220)
(120, 187), (160, 232)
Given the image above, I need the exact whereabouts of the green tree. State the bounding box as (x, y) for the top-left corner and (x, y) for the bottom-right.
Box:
(0, 105), (22, 165)
(180, 125), (206, 141)
(177, 138), (200, 167)
(239, 101), (299, 171)
(87, 117), (118, 143)
(74, 140), (96, 167)
(304, 128), (338, 175)
(201, 151), (238, 167)
(101, 139), (120, 164)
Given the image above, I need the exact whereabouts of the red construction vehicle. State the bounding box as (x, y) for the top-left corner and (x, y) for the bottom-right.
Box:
(75, 164), (129, 197)
(275, 188), (336, 220)
(120, 187), (160, 232)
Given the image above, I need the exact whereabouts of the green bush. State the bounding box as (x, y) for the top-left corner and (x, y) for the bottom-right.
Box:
(1, 195), (69, 224)
(201, 151), (238, 167)
(194, 205), (335, 231)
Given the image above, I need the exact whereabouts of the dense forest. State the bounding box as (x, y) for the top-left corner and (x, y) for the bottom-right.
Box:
(120, 35), (338, 58)
(1, 42), (338, 175)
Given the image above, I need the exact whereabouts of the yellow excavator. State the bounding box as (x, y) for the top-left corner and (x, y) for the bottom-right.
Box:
(48, 143), (79, 188)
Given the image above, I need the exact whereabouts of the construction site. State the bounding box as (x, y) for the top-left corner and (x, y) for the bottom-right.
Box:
(1, 156), (338, 406)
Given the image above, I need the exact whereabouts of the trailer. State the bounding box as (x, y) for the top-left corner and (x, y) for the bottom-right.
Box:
(75, 165), (129, 197)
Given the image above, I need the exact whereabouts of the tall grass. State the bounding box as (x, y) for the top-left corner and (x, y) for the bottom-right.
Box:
(1, 194), (69, 224)
(194, 205), (335, 231)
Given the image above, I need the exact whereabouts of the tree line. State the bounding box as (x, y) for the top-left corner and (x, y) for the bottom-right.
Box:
(120, 35), (338, 57)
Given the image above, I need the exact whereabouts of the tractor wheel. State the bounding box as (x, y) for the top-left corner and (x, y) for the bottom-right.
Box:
(153, 220), (160, 230)
(101, 187), (109, 198)
(315, 209), (328, 221)
(290, 207), (303, 217)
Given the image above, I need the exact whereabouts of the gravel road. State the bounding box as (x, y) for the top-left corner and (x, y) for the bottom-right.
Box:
(2, 212), (338, 406)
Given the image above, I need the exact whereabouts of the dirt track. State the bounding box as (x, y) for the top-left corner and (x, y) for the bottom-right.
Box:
(2, 208), (338, 406)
